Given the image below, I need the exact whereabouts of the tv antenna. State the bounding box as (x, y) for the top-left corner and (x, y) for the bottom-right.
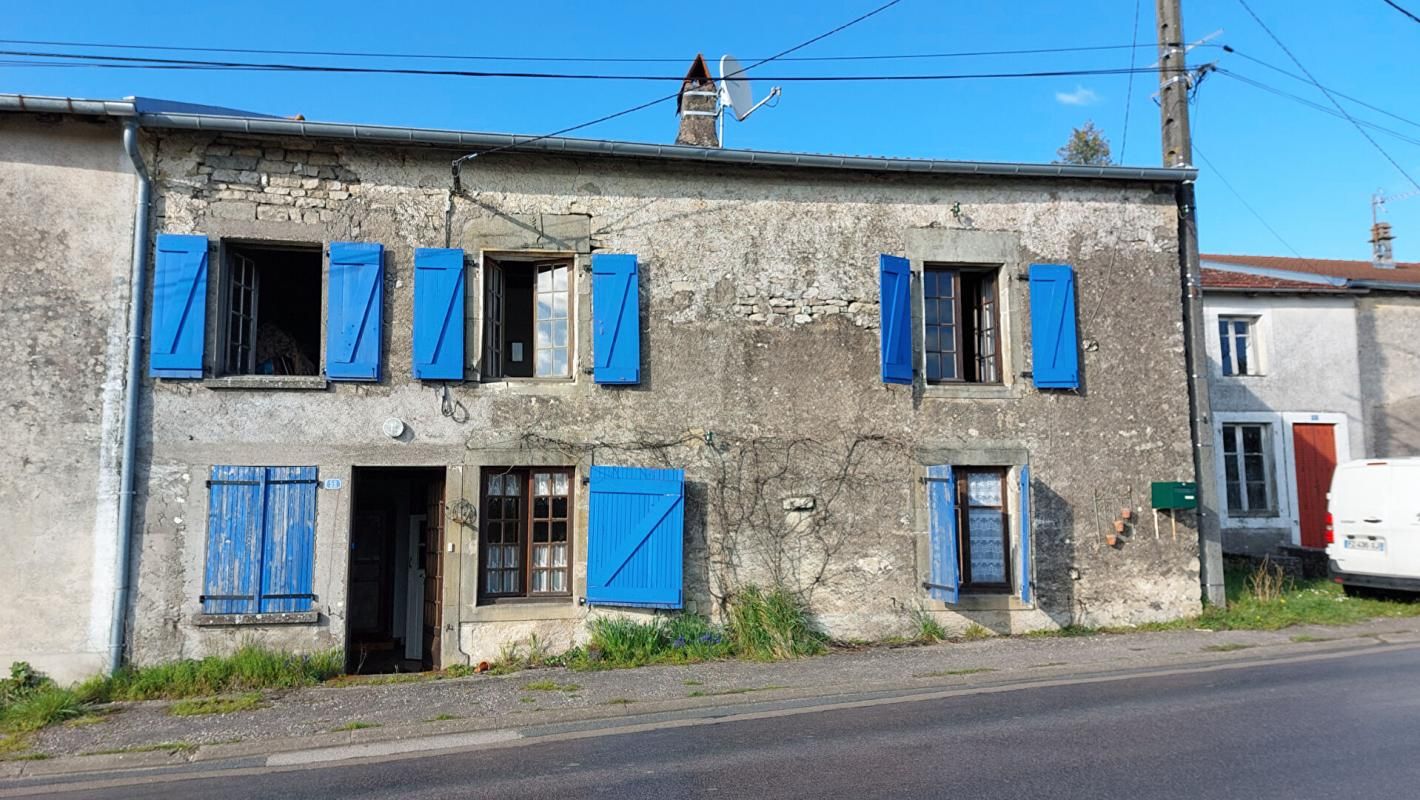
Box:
(718, 54), (781, 147)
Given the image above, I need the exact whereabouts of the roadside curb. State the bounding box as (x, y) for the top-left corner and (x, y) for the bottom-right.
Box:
(5, 631), (1413, 782)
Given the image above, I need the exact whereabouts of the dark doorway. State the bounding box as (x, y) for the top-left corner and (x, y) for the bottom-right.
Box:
(347, 467), (446, 673)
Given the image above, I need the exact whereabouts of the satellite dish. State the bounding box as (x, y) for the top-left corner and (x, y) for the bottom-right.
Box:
(719, 55), (754, 122)
(716, 54), (782, 146)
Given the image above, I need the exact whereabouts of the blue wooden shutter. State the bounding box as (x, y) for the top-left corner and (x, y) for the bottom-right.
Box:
(259, 467), (318, 612)
(586, 465), (684, 608)
(327, 242), (384, 381)
(1019, 464), (1032, 604)
(1029, 264), (1080, 389)
(879, 254), (913, 384)
(926, 464), (959, 603)
(413, 247), (465, 380)
(203, 466), (266, 614)
(592, 254), (641, 384)
(150, 233), (209, 378)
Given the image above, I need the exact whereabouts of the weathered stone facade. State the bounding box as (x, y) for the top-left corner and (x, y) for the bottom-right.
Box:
(126, 127), (1201, 667)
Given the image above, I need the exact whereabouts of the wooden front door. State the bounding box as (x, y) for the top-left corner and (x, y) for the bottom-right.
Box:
(1293, 423), (1338, 548)
(421, 481), (446, 669)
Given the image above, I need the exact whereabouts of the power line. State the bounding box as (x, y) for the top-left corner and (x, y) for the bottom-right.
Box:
(1382, 0), (1420, 24)
(1119, 0), (1143, 162)
(1221, 45), (1420, 132)
(0, 37), (1164, 64)
(1236, 0), (1420, 191)
(1193, 142), (1305, 258)
(449, 0), (907, 192)
(1216, 68), (1420, 148)
(0, 48), (1181, 82)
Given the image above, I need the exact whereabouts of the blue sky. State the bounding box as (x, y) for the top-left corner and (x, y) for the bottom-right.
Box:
(7, 0), (1420, 261)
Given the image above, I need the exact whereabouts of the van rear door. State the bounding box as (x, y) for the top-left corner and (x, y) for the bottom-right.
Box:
(1327, 461), (1393, 576)
(1387, 461), (1420, 579)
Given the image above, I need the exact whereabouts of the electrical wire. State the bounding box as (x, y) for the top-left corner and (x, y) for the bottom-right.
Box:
(1119, 0), (1143, 162)
(1216, 68), (1420, 148)
(0, 37), (1167, 64)
(0, 48), (1183, 82)
(1236, 0), (1420, 191)
(1382, 0), (1420, 24)
(1220, 45), (1420, 132)
(1193, 142), (1305, 258)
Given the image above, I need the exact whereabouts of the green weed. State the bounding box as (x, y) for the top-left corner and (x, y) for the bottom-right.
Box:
(727, 586), (827, 660)
(330, 721), (379, 732)
(1202, 642), (1254, 652)
(911, 609), (948, 643)
(914, 667), (996, 678)
(426, 713), (463, 721)
(83, 741), (196, 756)
(168, 692), (263, 717)
(523, 680), (580, 693)
(79, 645), (342, 703)
(959, 624), (994, 641)
(687, 685), (787, 698)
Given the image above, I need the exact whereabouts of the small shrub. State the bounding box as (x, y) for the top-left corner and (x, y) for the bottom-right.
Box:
(727, 586), (826, 660)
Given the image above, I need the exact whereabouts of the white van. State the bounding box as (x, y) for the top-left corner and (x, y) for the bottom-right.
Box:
(1326, 458), (1420, 596)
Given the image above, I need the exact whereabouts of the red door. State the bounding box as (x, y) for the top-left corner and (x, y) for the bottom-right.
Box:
(1293, 423), (1338, 548)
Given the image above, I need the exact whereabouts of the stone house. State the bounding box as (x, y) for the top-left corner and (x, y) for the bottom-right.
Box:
(1200, 254), (1420, 557)
(1, 91), (1205, 680)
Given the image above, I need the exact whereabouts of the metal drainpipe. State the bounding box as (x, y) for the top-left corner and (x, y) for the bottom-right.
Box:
(110, 119), (153, 674)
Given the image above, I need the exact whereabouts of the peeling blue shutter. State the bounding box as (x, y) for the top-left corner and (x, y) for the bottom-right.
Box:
(260, 467), (318, 613)
(203, 466), (265, 614)
(327, 242), (384, 381)
(413, 247), (465, 380)
(586, 466), (684, 608)
(150, 233), (209, 378)
(1019, 464), (1032, 604)
(592, 254), (641, 384)
(926, 464), (959, 604)
(1029, 264), (1080, 389)
(879, 254), (912, 384)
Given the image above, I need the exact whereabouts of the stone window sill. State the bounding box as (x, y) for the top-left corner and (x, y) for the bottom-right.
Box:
(921, 382), (1020, 400)
(203, 375), (330, 390)
(943, 593), (1033, 612)
(466, 598), (584, 623)
(193, 611), (321, 626)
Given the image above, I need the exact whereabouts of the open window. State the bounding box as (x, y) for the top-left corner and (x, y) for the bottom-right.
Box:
(221, 243), (322, 376)
(482, 256), (572, 380)
(924, 265), (1001, 384)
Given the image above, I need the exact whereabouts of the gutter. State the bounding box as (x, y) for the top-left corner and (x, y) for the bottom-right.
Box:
(0, 93), (1196, 184)
(110, 120), (152, 674)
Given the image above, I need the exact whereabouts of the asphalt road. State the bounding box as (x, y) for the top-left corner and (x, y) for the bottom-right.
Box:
(16, 646), (1420, 799)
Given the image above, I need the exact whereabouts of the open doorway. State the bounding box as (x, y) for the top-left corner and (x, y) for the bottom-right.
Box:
(347, 468), (446, 673)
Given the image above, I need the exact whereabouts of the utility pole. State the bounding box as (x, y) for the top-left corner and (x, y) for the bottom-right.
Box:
(1157, 0), (1225, 607)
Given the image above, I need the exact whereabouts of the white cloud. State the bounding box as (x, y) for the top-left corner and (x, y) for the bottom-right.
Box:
(1055, 86), (1101, 106)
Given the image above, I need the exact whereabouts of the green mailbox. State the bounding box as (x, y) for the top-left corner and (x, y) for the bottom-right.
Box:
(1151, 481), (1198, 510)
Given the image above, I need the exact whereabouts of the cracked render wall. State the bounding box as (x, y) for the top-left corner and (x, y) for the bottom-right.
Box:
(0, 116), (138, 682)
(129, 129), (1201, 666)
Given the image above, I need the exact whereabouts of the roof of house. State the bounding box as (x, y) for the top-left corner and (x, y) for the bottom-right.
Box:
(1201, 253), (1420, 293)
(0, 92), (1197, 184)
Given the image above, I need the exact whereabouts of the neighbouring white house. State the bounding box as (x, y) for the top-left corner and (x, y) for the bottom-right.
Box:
(1201, 254), (1420, 556)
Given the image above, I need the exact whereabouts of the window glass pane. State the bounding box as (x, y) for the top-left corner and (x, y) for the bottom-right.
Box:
(925, 326), (939, 353)
(552, 265), (568, 291)
(537, 320), (553, 346)
(553, 543), (567, 568)
(552, 520), (567, 541)
(1226, 482), (1243, 512)
(552, 473), (569, 495)
(505, 476), (520, 496)
(552, 292), (568, 318)
(551, 570), (566, 593)
(1246, 481), (1269, 510)
(1224, 455), (1240, 483)
(536, 348), (553, 376)
(487, 547), (501, 568)
(966, 509), (1007, 583)
(553, 348), (568, 375)
(532, 544), (548, 568)
(505, 570), (520, 593)
(534, 473), (551, 496)
(966, 471), (1002, 506)
(924, 270), (938, 296)
(531, 570), (547, 593)
(552, 496), (568, 517)
(1243, 454), (1266, 483)
(503, 545), (518, 568)
(533, 521), (549, 542)
(553, 320), (568, 347)
(537, 268), (553, 292)
(925, 298), (939, 325)
(940, 351), (957, 380)
(926, 354), (941, 382)
(488, 475), (503, 496)
(485, 571), (501, 594)
(1222, 426), (1239, 455)
(1241, 425), (1264, 455)
(1235, 340), (1249, 375)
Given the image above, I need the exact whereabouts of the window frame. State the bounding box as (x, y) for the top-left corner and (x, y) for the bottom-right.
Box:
(956, 466), (1012, 593)
(1221, 422), (1277, 516)
(922, 263), (1004, 386)
(1217, 315), (1261, 377)
(214, 239), (326, 379)
(480, 253), (576, 383)
(478, 467), (575, 602)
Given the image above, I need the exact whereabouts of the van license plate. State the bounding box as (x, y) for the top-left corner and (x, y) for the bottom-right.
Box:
(1344, 539), (1384, 552)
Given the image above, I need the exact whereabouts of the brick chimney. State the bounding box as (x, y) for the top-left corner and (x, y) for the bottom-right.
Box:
(676, 54), (719, 148)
